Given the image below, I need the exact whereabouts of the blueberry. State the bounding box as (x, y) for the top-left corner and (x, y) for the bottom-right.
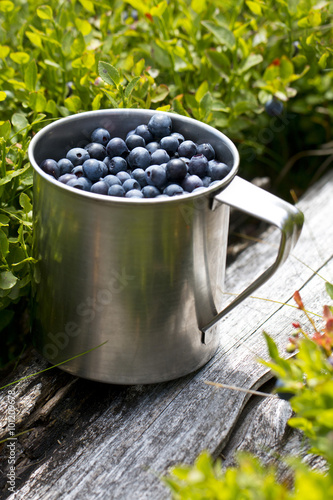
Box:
(91, 180), (109, 195)
(40, 159), (60, 179)
(58, 173), (76, 184)
(126, 129), (136, 139)
(142, 185), (160, 198)
(85, 142), (107, 161)
(123, 178), (140, 192)
(177, 140), (197, 158)
(274, 379), (294, 401)
(126, 134), (146, 150)
(150, 149), (170, 165)
(188, 154), (208, 178)
(108, 184), (125, 197)
(116, 171), (131, 183)
(265, 99), (284, 117)
(58, 158), (74, 175)
(182, 175), (203, 192)
(163, 184), (184, 197)
(145, 142), (160, 154)
(66, 147), (90, 166)
(91, 128), (110, 146)
(131, 168), (148, 188)
(106, 137), (129, 158)
(72, 165), (84, 177)
(292, 41), (300, 57)
(125, 189), (144, 198)
(135, 124), (154, 143)
(127, 147), (151, 170)
(208, 160), (231, 181)
(82, 159), (108, 182)
(145, 165), (167, 189)
(171, 132), (185, 144)
(196, 143), (215, 161)
(202, 176), (212, 187)
(67, 176), (92, 191)
(104, 175), (122, 187)
(159, 136), (179, 156)
(104, 156), (128, 175)
(166, 158), (187, 182)
(148, 113), (172, 139)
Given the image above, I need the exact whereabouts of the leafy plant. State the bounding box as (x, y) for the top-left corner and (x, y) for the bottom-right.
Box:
(163, 285), (333, 498)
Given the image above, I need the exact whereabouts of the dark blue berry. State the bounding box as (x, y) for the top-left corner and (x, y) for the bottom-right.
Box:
(116, 171), (131, 183)
(127, 147), (150, 170)
(85, 142), (107, 161)
(150, 149), (170, 165)
(163, 184), (184, 196)
(66, 147), (90, 166)
(104, 175), (122, 187)
(123, 178), (140, 192)
(188, 154), (208, 178)
(202, 176), (212, 187)
(91, 128), (110, 146)
(104, 156), (128, 175)
(40, 159), (60, 179)
(208, 160), (231, 181)
(196, 143), (215, 161)
(265, 99), (284, 117)
(182, 175), (203, 192)
(58, 158), (74, 175)
(142, 185), (160, 198)
(126, 134), (146, 150)
(148, 113), (172, 139)
(145, 165), (167, 189)
(145, 142), (160, 154)
(131, 168), (148, 188)
(82, 159), (107, 182)
(177, 140), (197, 158)
(106, 137), (129, 158)
(126, 129), (135, 139)
(159, 136), (179, 156)
(171, 132), (185, 144)
(125, 189), (144, 198)
(108, 184), (125, 197)
(135, 124), (154, 143)
(58, 173), (76, 184)
(72, 165), (84, 177)
(166, 158), (187, 182)
(91, 180), (109, 195)
(67, 176), (92, 191)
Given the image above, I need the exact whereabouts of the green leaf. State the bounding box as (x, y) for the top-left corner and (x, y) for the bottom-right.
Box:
(19, 193), (32, 214)
(11, 113), (29, 132)
(200, 92), (213, 115)
(0, 45), (10, 58)
(0, 229), (9, 257)
(0, 91), (6, 101)
(64, 95), (82, 113)
(206, 49), (231, 73)
(0, 163), (31, 187)
(0, 215), (9, 226)
(25, 31), (43, 49)
(201, 20), (235, 50)
(0, 271), (17, 290)
(124, 76), (140, 99)
(191, 0), (206, 13)
(239, 54), (263, 74)
(10, 52), (30, 65)
(98, 61), (121, 86)
(263, 332), (280, 361)
(75, 18), (92, 36)
(36, 5), (53, 20)
(195, 81), (209, 103)
(0, 1), (14, 12)
(151, 1), (167, 17)
(246, 0), (262, 15)
(318, 52), (329, 69)
(24, 60), (37, 92)
(0, 121), (11, 139)
(92, 93), (103, 111)
(151, 84), (169, 103)
(78, 0), (95, 13)
(125, 0), (146, 14)
(280, 56), (294, 81)
(326, 282), (333, 300)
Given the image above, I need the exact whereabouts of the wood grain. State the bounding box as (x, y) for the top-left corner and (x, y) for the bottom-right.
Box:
(1, 171), (332, 499)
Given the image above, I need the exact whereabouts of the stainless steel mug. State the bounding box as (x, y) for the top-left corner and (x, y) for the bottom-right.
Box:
(28, 109), (303, 384)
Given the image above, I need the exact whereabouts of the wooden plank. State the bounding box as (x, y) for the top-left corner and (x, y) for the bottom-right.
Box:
(1, 171), (333, 499)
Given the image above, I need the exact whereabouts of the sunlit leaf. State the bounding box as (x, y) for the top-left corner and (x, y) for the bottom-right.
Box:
(36, 5), (53, 20)
(201, 20), (235, 49)
(10, 52), (30, 64)
(98, 61), (121, 86)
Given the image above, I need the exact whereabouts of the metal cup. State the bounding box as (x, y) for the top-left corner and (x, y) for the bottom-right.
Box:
(28, 109), (303, 384)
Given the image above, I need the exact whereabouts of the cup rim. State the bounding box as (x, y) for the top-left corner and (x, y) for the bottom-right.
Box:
(28, 109), (240, 204)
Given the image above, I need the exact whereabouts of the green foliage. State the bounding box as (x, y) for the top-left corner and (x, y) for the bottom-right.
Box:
(164, 286), (333, 499)
(0, 1), (332, 365)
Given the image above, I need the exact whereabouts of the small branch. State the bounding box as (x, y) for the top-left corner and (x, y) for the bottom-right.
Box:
(204, 381), (278, 398)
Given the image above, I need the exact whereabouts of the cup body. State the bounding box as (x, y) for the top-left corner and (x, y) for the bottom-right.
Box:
(29, 109), (239, 384)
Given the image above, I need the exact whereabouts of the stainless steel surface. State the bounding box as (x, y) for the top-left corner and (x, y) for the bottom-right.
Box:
(28, 109), (303, 384)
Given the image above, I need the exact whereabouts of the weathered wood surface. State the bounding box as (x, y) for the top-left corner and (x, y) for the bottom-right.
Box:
(1, 171), (333, 499)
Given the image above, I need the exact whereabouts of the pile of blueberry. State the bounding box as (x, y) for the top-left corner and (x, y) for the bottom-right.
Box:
(39, 113), (232, 199)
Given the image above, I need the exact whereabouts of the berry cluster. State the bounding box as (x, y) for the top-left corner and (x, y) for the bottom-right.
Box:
(39, 113), (232, 199)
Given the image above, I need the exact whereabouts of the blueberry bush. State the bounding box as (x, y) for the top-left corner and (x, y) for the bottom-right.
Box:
(163, 285), (333, 499)
(0, 1), (332, 363)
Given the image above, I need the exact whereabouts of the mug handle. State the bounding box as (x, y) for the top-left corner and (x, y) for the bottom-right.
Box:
(201, 176), (304, 339)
